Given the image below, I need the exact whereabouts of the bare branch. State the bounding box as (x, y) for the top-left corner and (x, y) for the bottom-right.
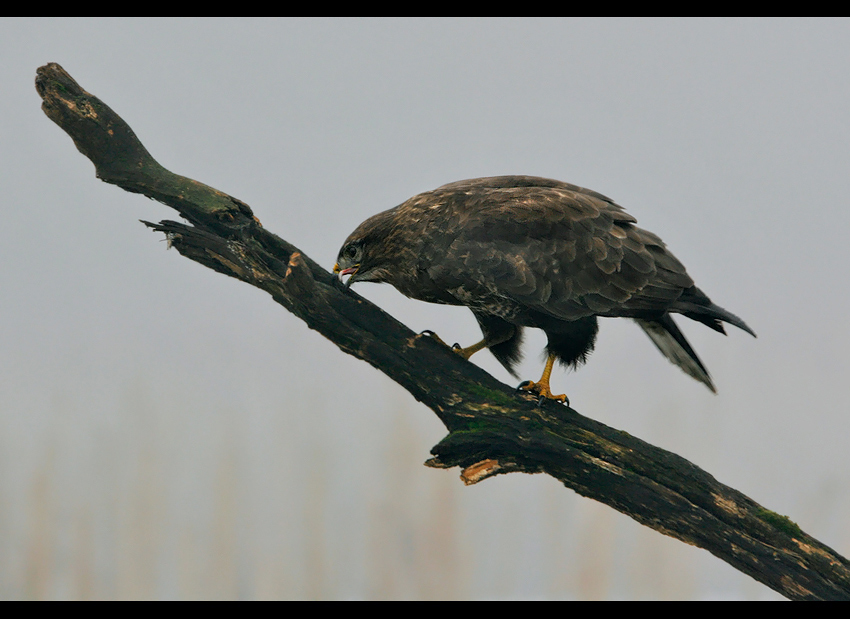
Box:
(35, 62), (850, 600)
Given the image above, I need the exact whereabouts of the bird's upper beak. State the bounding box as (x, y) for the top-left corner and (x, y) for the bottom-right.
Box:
(333, 263), (359, 288)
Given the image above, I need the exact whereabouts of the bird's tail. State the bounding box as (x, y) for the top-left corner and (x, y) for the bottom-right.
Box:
(635, 315), (716, 393)
(672, 287), (757, 338)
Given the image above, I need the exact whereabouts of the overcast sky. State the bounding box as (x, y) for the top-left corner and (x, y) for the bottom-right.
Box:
(2, 18), (849, 599)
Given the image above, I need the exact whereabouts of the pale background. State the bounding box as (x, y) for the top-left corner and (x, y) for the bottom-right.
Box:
(2, 18), (848, 600)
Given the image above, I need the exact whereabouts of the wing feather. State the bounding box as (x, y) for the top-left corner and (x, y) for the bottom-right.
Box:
(418, 178), (693, 321)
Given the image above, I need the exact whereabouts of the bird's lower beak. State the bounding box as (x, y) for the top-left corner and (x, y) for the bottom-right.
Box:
(333, 263), (359, 288)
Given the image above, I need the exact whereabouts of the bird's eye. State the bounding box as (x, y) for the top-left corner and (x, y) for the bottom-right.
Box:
(345, 245), (359, 260)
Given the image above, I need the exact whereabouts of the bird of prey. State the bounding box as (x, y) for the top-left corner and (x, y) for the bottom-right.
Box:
(334, 176), (755, 402)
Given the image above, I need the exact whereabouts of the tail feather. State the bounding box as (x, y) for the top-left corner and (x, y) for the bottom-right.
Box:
(674, 287), (757, 338)
(681, 302), (757, 338)
(635, 316), (716, 393)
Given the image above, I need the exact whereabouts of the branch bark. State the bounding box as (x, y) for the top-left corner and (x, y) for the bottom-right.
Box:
(35, 62), (850, 600)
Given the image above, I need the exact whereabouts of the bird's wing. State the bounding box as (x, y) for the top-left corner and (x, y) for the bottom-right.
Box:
(421, 184), (694, 321)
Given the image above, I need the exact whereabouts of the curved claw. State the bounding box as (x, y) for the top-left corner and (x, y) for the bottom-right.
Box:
(420, 332), (488, 362)
(419, 330), (451, 349)
(453, 338), (487, 360)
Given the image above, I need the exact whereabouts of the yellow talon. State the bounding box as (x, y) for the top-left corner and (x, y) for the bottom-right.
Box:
(518, 353), (569, 404)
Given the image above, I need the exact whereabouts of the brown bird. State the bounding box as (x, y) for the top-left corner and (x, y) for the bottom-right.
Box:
(334, 176), (755, 403)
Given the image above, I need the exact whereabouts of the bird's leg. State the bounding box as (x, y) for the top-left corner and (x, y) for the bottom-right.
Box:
(518, 353), (568, 405)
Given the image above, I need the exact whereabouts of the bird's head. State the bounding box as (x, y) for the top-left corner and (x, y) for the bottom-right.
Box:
(334, 211), (400, 288)
(334, 238), (367, 287)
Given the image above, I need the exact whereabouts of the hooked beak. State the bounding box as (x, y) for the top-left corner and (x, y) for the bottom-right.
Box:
(333, 263), (359, 288)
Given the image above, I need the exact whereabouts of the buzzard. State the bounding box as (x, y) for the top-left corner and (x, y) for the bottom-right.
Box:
(334, 176), (755, 402)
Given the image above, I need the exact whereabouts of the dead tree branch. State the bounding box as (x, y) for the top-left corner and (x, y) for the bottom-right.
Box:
(35, 62), (850, 600)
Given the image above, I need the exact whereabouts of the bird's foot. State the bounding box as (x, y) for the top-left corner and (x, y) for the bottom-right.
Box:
(452, 340), (486, 360)
(517, 380), (569, 407)
(419, 330), (452, 350)
(419, 331), (485, 361)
